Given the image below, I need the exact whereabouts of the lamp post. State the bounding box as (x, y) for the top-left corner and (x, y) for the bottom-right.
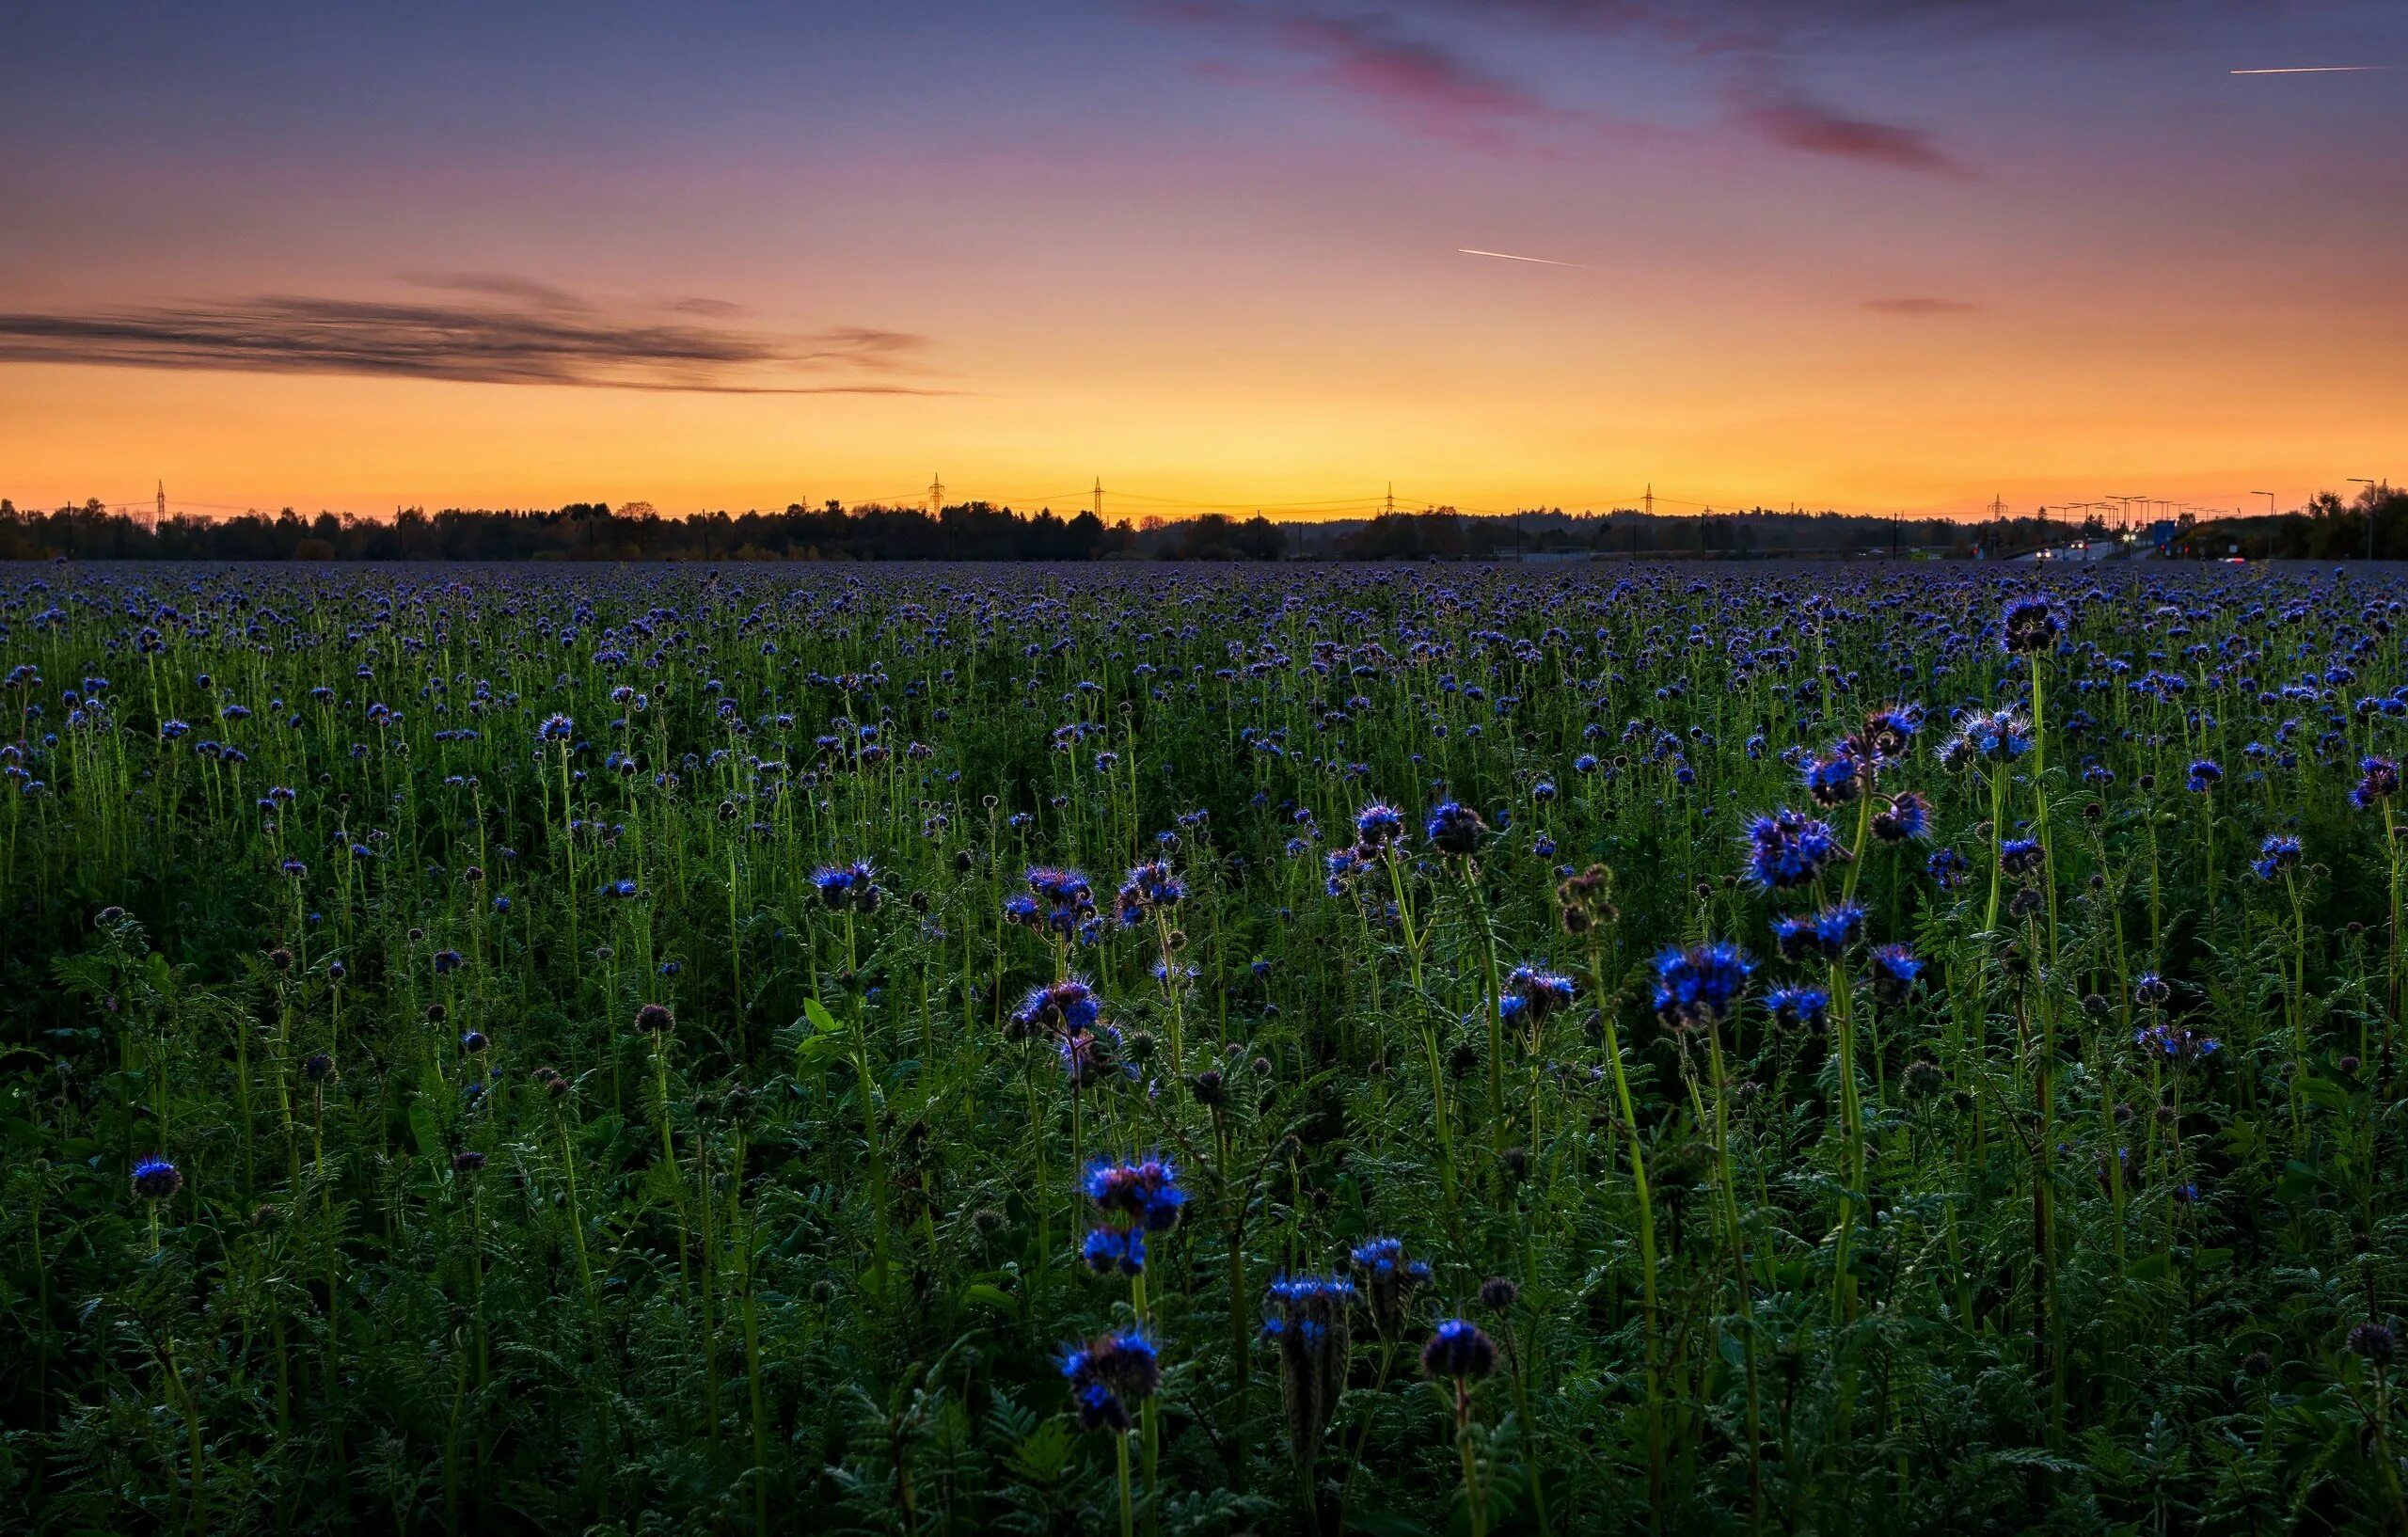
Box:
(2353, 478), (2379, 562)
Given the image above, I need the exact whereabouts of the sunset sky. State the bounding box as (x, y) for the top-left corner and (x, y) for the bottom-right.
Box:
(3, 1), (2403, 522)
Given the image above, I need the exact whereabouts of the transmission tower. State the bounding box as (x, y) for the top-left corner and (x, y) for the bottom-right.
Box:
(154, 481), (166, 535)
(1642, 483), (1654, 517)
(1385, 482), (1395, 516)
(927, 472), (945, 518)
(1093, 478), (1103, 520)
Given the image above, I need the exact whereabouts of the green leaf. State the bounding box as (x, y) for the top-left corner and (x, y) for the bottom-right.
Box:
(959, 1282), (1017, 1313)
(804, 998), (845, 1036)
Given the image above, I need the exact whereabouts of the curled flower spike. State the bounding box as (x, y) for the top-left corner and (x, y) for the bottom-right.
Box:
(1082, 1226), (1147, 1276)
(1653, 941), (1754, 1028)
(1354, 803), (1405, 849)
(1112, 858), (1185, 924)
(1766, 985), (1830, 1029)
(131, 1158), (182, 1202)
(1872, 790), (1931, 844)
(1085, 1156), (1186, 1232)
(1425, 800), (1487, 855)
(2250, 834), (2302, 881)
(1062, 1329), (1160, 1432)
(2353, 756), (2400, 809)
(1351, 1236), (1432, 1338)
(1868, 943), (1924, 1003)
(1262, 1274), (1354, 1465)
(1801, 749), (1864, 808)
(1498, 965), (1576, 1025)
(2134, 1021), (2219, 1063)
(1742, 810), (1845, 892)
(1421, 1318), (1497, 1381)
(811, 859), (881, 913)
(2002, 595), (2063, 655)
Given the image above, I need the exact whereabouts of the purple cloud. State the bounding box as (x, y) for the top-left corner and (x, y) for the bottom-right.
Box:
(1734, 91), (1965, 174)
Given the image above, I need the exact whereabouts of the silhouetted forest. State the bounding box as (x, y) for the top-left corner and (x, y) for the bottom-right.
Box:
(0, 485), (2394, 562)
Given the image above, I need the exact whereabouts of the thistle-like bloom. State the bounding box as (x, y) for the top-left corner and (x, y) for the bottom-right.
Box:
(2186, 759), (2223, 793)
(1872, 790), (1931, 844)
(1812, 899), (1866, 954)
(1925, 848), (1969, 889)
(538, 713), (575, 743)
(1354, 802), (1406, 849)
(1011, 977), (1102, 1036)
(1498, 965), (1576, 1026)
(1766, 984), (1830, 1029)
(1653, 941), (1754, 1028)
(131, 1157), (182, 1202)
(1062, 1330), (1160, 1432)
(1082, 1226), (1148, 1276)
(2002, 595), (2063, 656)
(2000, 837), (2046, 879)
(1742, 810), (1845, 892)
(2354, 755), (2400, 809)
(812, 859), (881, 913)
(1113, 858), (1185, 925)
(1014, 866), (1096, 936)
(1857, 705), (1922, 763)
(1800, 749), (1863, 808)
(2250, 834), (2303, 881)
(1868, 943), (1924, 1003)
(1425, 800), (1488, 855)
(1421, 1318), (1498, 1381)
(1942, 708), (2031, 767)
(2134, 1021), (2219, 1063)
(1085, 1156), (1186, 1232)
(2133, 972), (2172, 1006)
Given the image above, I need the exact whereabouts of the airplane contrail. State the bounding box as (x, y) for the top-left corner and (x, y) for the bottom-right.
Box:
(1458, 247), (1592, 269)
(2230, 65), (2387, 74)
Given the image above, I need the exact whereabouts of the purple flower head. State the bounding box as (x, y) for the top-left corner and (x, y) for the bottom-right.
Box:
(1653, 941), (1754, 1028)
(1742, 809), (1845, 892)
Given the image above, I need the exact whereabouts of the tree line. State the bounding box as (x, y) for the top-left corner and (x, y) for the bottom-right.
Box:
(0, 486), (2392, 562)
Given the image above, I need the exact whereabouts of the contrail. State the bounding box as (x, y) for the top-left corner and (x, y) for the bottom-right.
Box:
(2230, 65), (2387, 74)
(1457, 247), (1592, 269)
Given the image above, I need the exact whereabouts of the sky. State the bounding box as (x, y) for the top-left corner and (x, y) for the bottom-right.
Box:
(1, 0), (2403, 522)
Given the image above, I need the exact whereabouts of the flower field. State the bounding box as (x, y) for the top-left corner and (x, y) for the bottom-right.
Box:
(2, 561), (2403, 1533)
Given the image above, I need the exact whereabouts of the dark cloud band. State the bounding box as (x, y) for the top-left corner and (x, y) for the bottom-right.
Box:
(0, 291), (943, 394)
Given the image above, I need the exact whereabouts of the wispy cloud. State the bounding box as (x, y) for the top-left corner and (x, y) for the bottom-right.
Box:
(0, 288), (944, 394)
(1272, 12), (1571, 149)
(1864, 296), (1981, 316)
(1159, 2), (1959, 170)
(1732, 89), (1964, 174)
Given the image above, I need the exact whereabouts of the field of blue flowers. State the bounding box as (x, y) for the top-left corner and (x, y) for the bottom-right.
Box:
(2, 561), (2403, 1534)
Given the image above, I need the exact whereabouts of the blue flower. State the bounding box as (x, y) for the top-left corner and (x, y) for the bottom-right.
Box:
(1766, 985), (1830, 1029)
(1497, 965), (1576, 1025)
(1868, 943), (1924, 1002)
(1425, 800), (1487, 855)
(2002, 595), (2063, 655)
(2186, 759), (2223, 793)
(1653, 941), (1754, 1027)
(2250, 834), (2302, 881)
(1873, 791), (1931, 843)
(1085, 1156), (1186, 1232)
(1421, 1319), (1497, 1380)
(1082, 1226), (1147, 1276)
(131, 1157), (182, 1201)
(1801, 749), (1863, 808)
(1742, 810), (1844, 892)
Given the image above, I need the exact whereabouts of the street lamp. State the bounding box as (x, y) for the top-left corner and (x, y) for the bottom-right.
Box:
(2352, 479), (2380, 561)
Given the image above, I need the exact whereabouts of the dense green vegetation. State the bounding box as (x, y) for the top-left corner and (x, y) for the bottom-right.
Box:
(2, 561), (2403, 1534)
